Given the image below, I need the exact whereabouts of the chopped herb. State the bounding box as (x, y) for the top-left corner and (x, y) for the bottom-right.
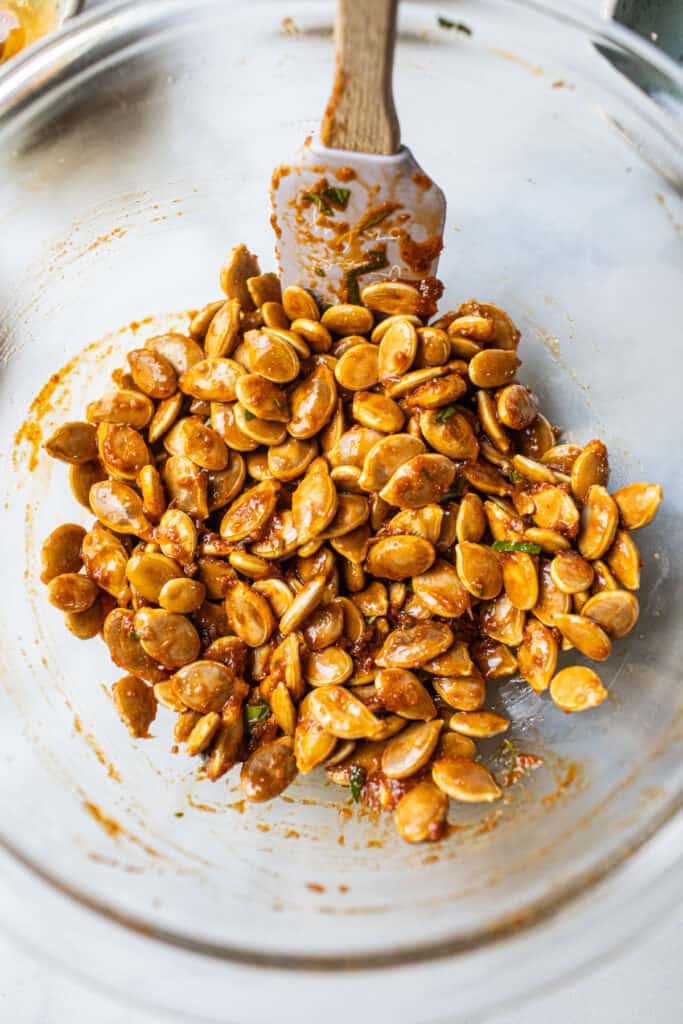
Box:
(322, 186), (351, 209)
(437, 14), (472, 34)
(303, 191), (333, 215)
(366, 614), (378, 626)
(435, 405), (458, 422)
(492, 540), (542, 554)
(243, 408), (256, 421)
(174, 811), (184, 818)
(507, 467), (524, 484)
(246, 702), (270, 724)
(359, 208), (393, 233)
(349, 765), (366, 803)
(128, 630), (140, 641)
(441, 480), (466, 502)
(345, 249), (388, 304)
(503, 738), (519, 760)
(315, 266), (326, 278)
(303, 187), (351, 216)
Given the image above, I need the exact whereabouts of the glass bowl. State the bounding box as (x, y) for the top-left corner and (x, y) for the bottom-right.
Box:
(0, 1), (682, 1020)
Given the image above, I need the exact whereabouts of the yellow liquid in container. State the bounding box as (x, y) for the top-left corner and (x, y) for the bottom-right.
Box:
(0, 0), (59, 63)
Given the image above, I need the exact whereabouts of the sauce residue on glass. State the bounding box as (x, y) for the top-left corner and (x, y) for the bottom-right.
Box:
(542, 762), (579, 806)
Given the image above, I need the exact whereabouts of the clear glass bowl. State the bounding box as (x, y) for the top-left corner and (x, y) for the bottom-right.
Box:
(0, 2), (682, 1020)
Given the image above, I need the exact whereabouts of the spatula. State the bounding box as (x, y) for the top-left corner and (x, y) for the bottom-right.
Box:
(271, 0), (446, 311)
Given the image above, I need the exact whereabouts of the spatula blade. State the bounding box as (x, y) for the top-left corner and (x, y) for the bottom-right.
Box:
(271, 138), (446, 307)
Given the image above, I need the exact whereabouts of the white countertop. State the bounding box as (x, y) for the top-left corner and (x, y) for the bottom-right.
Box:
(1, 1), (682, 1021)
(2, 904), (681, 1023)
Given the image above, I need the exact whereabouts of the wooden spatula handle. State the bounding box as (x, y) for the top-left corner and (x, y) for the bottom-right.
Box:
(321, 0), (400, 155)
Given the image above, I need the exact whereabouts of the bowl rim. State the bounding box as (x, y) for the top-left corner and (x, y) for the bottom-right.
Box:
(1, 0), (683, 975)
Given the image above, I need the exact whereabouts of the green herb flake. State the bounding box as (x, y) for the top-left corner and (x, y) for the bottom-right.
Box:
(366, 614), (378, 626)
(491, 540), (542, 554)
(243, 408), (256, 421)
(246, 702), (270, 724)
(503, 738), (519, 760)
(437, 14), (472, 34)
(359, 208), (393, 233)
(303, 187), (351, 216)
(507, 467), (524, 484)
(174, 811), (184, 818)
(128, 630), (140, 641)
(322, 186), (351, 209)
(349, 765), (366, 803)
(344, 249), (388, 304)
(441, 480), (466, 502)
(315, 266), (326, 278)
(303, 192), (333, 215)
(435, 405), (458, 422)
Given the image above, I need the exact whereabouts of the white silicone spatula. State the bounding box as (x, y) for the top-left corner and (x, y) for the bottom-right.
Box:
(271, 0), (446, 309)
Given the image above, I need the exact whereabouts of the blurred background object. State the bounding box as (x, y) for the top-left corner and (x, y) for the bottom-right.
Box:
(0, 0), (80, 63)
(611, 0), (683, 63)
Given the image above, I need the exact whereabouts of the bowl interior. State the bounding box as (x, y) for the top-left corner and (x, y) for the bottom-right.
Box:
(1, 0), (683, 971)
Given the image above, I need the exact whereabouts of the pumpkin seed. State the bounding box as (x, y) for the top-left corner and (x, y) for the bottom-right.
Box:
(366, 535), (435, 580)
(496, 384), (537, 429)
(433, 670), (486, 711)
(308, 685), (382, 739)
(578, 485), (619, 561)
(220, 479), (280, 542)
(86, 392), (154, 430)
(47, 573), (99, 613)
(606, 529), (641, 590)
(581, 590), (639, 639)
(570, 439), (609, 501)
(394, 781), (448, 843)
(375, 621), (453, 668)
(550, 550), (594, 594)
(351, 390), (404, 433)
(612, 482), (663, 530)
(134, 607), (201, 668)
(112, 675), (157, 738)
(146, 333), (204, 374)
(40, 523), (86, 584)
(304, 647), (354, 687)
(420, 408), (479, 460)
(517, 618), (557, 692)
(361, 281), (423, 317)
(449, 710), (509, 738)
(225, 580), (276, 647)
(287, 363), (337, 438)
(432, 757), (502, 802)
(171, 659), (245, 713)
(550, 665), (607, 712)
(381, 720), (443, 779)
(241, 737), (298, 802)
(334, 343), (380, 391)
(220, 244), (260, 309)
(127, 348), (177, 399)
(455, 542), (503, 600)
(375, 668), (436, 720)
(44, 421), (98, 464)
